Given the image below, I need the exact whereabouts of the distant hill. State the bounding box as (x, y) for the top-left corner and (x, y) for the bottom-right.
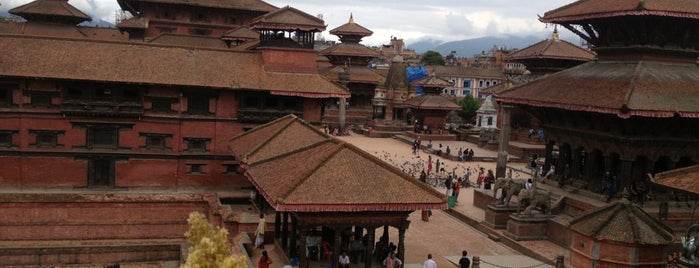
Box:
(408, 35), (547, 58)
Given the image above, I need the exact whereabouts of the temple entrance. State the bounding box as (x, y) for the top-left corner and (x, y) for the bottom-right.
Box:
(88, 158), (115, 188)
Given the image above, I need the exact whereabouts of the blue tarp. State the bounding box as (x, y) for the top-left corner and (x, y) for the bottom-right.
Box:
(406, 65), (429, 95)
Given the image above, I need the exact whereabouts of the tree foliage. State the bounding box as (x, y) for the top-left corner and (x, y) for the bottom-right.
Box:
(420, 50), (445, 66)
(457, 94), (479, 122)
(182, 212), (247, 268)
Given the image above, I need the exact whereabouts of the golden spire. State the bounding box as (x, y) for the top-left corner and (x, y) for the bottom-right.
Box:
(552, 25), (559, 41)
(349, 13), (354, 24)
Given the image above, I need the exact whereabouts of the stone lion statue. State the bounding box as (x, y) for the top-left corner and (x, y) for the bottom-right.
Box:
(516, 188), (551, 216)
(492, 177), (525, 207)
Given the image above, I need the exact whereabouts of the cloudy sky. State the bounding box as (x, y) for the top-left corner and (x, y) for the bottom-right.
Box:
(1, 0), (577, 46)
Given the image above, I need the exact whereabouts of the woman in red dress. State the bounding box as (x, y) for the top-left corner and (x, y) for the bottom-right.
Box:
(258, 250), (272, 268)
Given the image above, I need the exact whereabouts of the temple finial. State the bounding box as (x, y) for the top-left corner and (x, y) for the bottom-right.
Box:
(349, 13), (354, 24)
(552, 25), (559, 41)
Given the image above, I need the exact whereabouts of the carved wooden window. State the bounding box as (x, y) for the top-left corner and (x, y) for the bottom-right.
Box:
(0, 130), (17, 148)
(29, 130), (64, 147)
(184, 137), (210, 153)
(149, 97), (175, 113)
(139, 133), (172, 150)
(87, 126), (118, 149)
(122, 88), (140, 102)
(29, 92), (55, 108)
(223, 164), (240, 175)
(187, 95), (210, 115)
(186, 163), (205, 174)
(65, 88), (84, 100)
(0, 86), (13, 107)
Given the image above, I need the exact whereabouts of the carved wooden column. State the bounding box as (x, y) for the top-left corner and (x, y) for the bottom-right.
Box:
(290, 216), (298, 257)
(496, 105), (513, 178)
(365, 227), (376, 268)
(282, 212), (289, 250)
(298, 227), (308, 268)
(397, 221), (410, 266)
(275, 212), (281, 239)
(618, 158), (634, 192)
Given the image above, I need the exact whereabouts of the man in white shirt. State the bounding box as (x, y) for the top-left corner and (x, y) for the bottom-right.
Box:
(423, 254), (437, 268)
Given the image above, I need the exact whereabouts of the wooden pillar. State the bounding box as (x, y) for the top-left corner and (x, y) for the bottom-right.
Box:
(496, 105), (513, 178)
(282, 212), (289, 250)
(290, 216), (298, 257)
(397, 221), (409, 266)
(333, 227), (342, 268)
(584, 151), (596, 184)
(365, 227), (376, 268)
(299, 227), (308, 268)
(382, 225), (389, 243)
(275, 212), (281, 239)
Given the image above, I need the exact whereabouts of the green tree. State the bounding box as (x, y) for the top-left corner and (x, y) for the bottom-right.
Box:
(420, 50), (445, 66)
(457, 94), (479, 122)
(182, 212), (247, 268)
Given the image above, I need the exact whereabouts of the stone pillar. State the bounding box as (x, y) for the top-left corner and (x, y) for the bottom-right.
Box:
(397, 221), (410, 265)
(365, 227), (376, 268)
(282, 212), (289, 250)
(339, 97), (347, 131)
(275, 212), (281, 239)
(496, 105), (513, 178)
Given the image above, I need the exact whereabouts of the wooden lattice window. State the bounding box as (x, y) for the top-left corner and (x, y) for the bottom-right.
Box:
(184, 137), (210, 152)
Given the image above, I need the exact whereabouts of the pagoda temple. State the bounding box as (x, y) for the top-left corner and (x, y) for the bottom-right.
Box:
(320, 14), (384, 127)
(0, 0), (349, 265)
(497, 0), (699, 193)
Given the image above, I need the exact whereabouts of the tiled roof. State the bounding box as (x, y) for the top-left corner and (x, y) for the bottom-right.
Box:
(404, 95), (461, 110)
(228, 114), (447, 212)
(541, 0), (699, 23)
(569, 200), (674, 245)
(652, 165), (699, 195)
(221, 26), (259, 42)
(497, 60), (699, 118)
(148, 33), (230, 49)
(116, 17), (149, 29)
(117, 0), (278, 13)
(329, 14), (373, 37)
(506, 36), (595, 62)
(0, 35), (348, 98)
(430, 66), (504, 79)
(323, 66), (384, 84)
(250, 6), (326, 32)
(411, 75), (453, 88)
(320, 43), (380, 58)
(9, 0), (91, 24)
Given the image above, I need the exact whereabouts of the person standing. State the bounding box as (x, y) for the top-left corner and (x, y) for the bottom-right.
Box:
(453, 179), (461, 203)
(258, 250), (272, 268)
(459, 251), (471, 268)
(254, 213), (266, 249)
(339, 251), (351, 268)
(383, 252), (402, 268)
(423, 254), (437, 268)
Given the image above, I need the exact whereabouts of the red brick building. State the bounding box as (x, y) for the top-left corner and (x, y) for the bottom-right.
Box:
(0, 0), (348, 265)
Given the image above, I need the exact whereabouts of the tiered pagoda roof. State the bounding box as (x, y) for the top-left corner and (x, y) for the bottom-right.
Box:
(329, 14), (373, 43)
(117, 0), (278, 15)
(0, 35), (349, 98)
(250, 6), (326, 32)
(505, 29), (595, 70)
(9, 0), (91, 25)
(228, 114), (446, 212)
(221, 26), (259, 43)
(498, 0), (699, 119)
